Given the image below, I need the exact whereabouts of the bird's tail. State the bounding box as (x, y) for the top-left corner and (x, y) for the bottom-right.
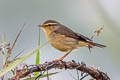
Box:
(87, 41), (106, 48)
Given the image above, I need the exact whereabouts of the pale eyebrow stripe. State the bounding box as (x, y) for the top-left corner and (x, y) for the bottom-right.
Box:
(45, 23), (58, 26)
(45, 23), (57, 25)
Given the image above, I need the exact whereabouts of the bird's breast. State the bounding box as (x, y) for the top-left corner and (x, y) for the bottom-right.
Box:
(48, 32), (79, 52)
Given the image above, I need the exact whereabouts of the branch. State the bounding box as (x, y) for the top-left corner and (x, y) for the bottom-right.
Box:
(10, 60), (110, 80)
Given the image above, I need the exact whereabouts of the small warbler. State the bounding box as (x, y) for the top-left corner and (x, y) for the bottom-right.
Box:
(38, 20), (106, 61)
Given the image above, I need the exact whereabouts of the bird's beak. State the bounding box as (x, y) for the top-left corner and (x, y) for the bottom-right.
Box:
(38, 24), (42, 27)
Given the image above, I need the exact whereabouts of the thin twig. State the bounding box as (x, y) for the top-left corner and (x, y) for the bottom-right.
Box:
(80, 74), (89, 80)
(5, 23), (25, 65)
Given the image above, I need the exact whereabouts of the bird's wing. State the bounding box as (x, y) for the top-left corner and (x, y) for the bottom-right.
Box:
(76, 33), (92, 41)
(53, 25), (92, 41)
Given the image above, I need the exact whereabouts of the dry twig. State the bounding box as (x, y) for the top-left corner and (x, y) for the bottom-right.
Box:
(10, 60), (110, 80)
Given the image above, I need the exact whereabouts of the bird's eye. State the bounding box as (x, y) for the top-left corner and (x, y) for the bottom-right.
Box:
(44, 23), (57, 27)
(48, 24), (51, 26)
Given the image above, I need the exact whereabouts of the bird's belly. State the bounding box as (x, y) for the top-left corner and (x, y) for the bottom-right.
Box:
(51, 42), (68, 51)
(49, 34), (79, 52)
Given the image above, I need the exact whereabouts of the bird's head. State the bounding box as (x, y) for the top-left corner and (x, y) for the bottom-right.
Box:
(38, 20), (60, 33)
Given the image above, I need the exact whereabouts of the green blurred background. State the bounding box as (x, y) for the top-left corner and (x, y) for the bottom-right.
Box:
(0, 0), (120, 80)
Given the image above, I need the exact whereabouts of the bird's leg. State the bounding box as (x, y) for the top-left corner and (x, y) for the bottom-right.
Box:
(54, 50), (72, 62)
(60, 50), (72, 60)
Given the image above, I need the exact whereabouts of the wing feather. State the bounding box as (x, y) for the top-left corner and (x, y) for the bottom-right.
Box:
(54, 25), (92, 41)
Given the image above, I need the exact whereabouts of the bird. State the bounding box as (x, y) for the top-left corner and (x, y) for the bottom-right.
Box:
(38, 20), (106, 61)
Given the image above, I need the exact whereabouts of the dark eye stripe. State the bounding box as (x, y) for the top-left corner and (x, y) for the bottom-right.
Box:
(46, 24), (57, 26)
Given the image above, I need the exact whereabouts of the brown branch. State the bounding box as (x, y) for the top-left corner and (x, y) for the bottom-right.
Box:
(10, 60), (110, 80)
